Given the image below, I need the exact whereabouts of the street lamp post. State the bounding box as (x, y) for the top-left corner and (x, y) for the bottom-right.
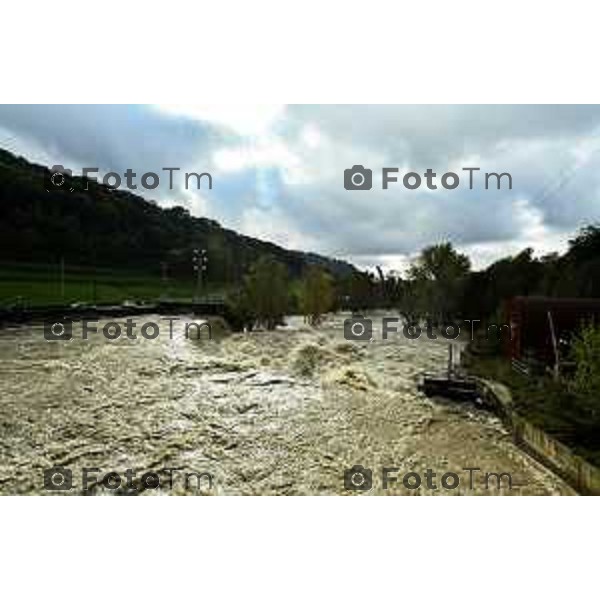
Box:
(193, 249), (208, 303)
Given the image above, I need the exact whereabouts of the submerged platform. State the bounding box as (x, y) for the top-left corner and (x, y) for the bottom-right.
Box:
(418, 374), (480, 402)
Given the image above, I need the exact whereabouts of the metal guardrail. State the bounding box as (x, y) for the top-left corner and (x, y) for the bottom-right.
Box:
(511, 358), (530, 376)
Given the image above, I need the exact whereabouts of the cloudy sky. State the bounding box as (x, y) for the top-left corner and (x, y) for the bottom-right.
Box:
(1, 104), (600, 272)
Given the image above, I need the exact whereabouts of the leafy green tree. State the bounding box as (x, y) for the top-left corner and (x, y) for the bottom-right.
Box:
(572, 322), (600, 400)
(408, 242), (471, 282)
(343, 271), (376, 311)
(299, 266), (334, 326)
(244, 256), (289, 330)
(406, 242), (470, 321)
(566, 225), (600, 264)
(558, 226), (600, 297)
(225, 287), (256, 331)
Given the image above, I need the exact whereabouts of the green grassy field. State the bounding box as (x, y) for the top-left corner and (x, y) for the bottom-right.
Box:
(0, 261), (217, 307)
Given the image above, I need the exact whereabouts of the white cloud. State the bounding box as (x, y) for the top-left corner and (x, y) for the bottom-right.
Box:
(237, 205), (317, 252)
(212, 136), (298, 172)
(155, 104), (285, 137)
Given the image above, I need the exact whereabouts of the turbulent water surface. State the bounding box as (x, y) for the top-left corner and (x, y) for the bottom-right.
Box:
(0, 313), (574, 495)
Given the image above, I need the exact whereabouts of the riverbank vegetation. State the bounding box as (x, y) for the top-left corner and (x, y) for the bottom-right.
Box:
(464, 347), (600, 468)
(224, 259), (335, 331)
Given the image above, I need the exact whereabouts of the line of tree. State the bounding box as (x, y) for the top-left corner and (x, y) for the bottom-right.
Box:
(225, 223), (600, 332)
(334, 224), (600, 325)
(225, 257), (335, 330)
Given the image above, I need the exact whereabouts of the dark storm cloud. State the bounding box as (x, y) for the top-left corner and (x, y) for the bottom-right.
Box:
(285, 105), (600, 167)
(268, 105), (600, 264)
(0, 104), (238, 188)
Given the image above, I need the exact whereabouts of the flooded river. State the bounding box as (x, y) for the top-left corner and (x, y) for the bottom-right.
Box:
(0, 313), (574, 495)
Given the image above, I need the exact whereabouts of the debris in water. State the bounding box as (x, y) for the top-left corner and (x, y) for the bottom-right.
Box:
(326, 366), (376, 391)
(292, 343), (333, 377)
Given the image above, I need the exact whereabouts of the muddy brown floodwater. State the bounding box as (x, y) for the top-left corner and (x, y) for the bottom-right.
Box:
(0, 313), (574, 495)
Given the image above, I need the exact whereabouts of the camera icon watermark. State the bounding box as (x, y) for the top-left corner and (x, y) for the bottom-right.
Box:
(343, 165), (512, 191)
(344, 165), (372, 190)
(343, 316), (373, 341)
(44, 319), (73, 341)
(44, 467), (73, 490)
(344, 465), (373, 491)
(343, 315), (511, 343)
(42, 465), (213, 493)
(45, 164), (75, 192)
(343, 465), (513, 492)
(43, 163), (213, 193)
(42, 317), (212, 342)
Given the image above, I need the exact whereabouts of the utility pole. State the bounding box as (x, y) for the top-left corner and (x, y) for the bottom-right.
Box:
(193, 249), (208, 303)
(60, 256), (65, 302)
